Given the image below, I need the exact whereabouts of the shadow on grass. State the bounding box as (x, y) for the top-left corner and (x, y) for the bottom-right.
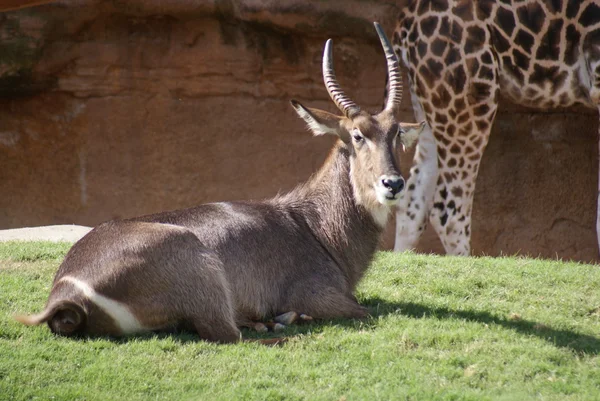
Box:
(58, 298), (599, 354)
(362, 297), (600, 355)
(86, 325), (294, 346)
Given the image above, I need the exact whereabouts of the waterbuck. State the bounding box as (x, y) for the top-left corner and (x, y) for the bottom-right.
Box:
(15, 23), (426, 343)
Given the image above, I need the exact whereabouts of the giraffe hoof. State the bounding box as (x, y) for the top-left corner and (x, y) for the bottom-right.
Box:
(274, 311), (299, 325)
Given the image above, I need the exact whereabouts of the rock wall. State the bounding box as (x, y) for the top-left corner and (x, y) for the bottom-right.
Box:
(0, 0), (597, 261)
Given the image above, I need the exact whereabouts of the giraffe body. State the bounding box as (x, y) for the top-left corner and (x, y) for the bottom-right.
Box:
(393, 0), (600, 255)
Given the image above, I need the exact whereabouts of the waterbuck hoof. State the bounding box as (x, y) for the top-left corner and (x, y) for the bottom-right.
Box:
(273, 323), (286, 332)
(274, 311), (299, 325)
(254, 322), (268, 333)
(299, 314), (313, 321)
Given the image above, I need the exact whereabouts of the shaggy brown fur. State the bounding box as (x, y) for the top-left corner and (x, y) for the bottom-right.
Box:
(15, 23), (425, 343)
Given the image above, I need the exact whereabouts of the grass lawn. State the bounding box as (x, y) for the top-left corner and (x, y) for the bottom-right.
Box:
(1, 241), (600, 400)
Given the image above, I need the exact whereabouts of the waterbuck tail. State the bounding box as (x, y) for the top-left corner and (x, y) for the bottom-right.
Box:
(14, 300), (86, 336)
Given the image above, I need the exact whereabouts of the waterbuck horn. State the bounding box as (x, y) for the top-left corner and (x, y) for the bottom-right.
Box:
(322, 39), (361, 119)
(374, 22), (403, 112)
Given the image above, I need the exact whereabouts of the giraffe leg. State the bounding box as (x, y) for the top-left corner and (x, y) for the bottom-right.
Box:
(427, 96), (498, 256)
(596, 107), (600, 255)
(584, 54), (600, 254)
(394, 87), (438, 251)
(402, 36), (501, 256)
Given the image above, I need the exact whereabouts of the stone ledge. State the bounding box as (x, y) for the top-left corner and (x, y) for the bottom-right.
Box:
(0, 225), (92, 242)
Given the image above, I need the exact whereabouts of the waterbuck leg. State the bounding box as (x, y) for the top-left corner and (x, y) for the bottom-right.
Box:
(191, 316), (241, 344)
(271, 311), (314, 326)
(287, 287), (369, 320)
(253, 322), (268, 333)
(274, 311), (299, 325)
(248, 312), (314, 333)
(273, 312), (313, 331)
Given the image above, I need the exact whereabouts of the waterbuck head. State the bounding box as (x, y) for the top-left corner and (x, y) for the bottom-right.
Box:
(291, 22), (426, 216)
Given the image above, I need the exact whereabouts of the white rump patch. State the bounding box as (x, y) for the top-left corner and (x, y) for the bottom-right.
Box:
(60, 276), (146, 335)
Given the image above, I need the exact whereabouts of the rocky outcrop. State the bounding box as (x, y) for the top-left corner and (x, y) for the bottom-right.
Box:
(0, 0), (597, 261)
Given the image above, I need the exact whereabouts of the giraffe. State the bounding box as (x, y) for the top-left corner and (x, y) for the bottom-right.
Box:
(391, 0), (600, 256)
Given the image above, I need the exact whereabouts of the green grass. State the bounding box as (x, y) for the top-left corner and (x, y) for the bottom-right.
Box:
(1, 241), (600, 400)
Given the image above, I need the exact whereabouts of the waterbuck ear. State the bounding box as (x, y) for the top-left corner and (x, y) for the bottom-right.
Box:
(399, 120), (427, 150)
(290, 100), (350, 142)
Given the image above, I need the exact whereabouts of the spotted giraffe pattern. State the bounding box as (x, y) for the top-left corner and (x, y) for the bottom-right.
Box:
(392, 0), (600, 255)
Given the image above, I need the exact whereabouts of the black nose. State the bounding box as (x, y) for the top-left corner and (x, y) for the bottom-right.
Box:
(382, 176), (405, 196)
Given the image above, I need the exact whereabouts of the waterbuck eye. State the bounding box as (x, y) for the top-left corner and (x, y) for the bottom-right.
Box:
(352, 129), (364, 142)
(397, 126), (406, 137)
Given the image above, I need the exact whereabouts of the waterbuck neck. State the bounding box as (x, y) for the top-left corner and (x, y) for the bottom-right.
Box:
(275, 140), (385, 289)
